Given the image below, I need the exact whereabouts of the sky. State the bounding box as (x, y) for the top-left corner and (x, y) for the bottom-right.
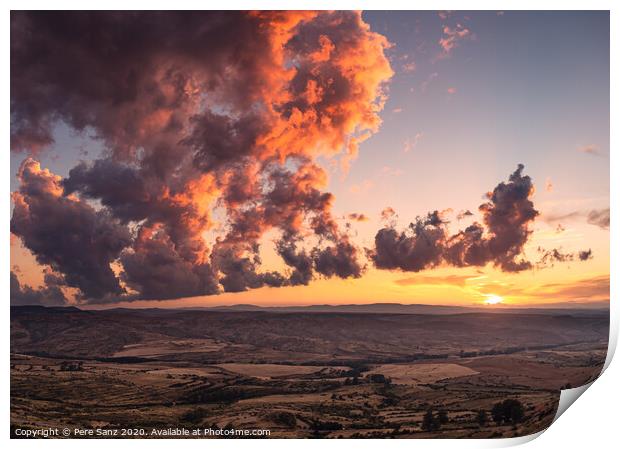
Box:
(10, 11), (609, 308)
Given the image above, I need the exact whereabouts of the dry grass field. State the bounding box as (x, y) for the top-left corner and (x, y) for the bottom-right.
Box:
(366, 363), (479, 385)
(10, 306), (608, 439)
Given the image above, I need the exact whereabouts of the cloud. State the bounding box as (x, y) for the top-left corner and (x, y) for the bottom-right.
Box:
(371, 166), (596, 275)
(380, 207), (397, 221)
(545, 177), (553, 192)
(543, 208), (609, 230)
(537, 248), (573, 264)
(578, 249), (593, 261)
(121, 223), (220, 299)
(11, 159), (132, 300)
(348, 213), (369, 222)
(476, 275), (609, 303)
(543, 211), (582, 223)
(370, 165), (551, 273)
(403, 132), (424, 153)
(10, 11), (393, 302)
(420, 72), (438, 92)
(535, 275), (609, 301)
(456, 210), (473, 221)
(577, 144), (603, 156)
(402, 61), (416, 73)
(438, 24), (472, 58)
(371, 211), (448, 272)
(10, 271), (68, 306)
(587, 208), (610, 230)
(313, 239), (364, 279)
(447, 87), (457, 95)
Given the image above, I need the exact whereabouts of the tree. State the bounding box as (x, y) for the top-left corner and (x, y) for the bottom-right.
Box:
(476, 410), (488, 427)
(438, 410), (449, 424)
(59, 361), (83, 371)
(368, 373), (391, 385)
(491, 399), (525, 425)
(181, 407), (209, 425)
(422, 409), (441, 431)
(491, 403), (503, 424)
(269, 411), (296, 428)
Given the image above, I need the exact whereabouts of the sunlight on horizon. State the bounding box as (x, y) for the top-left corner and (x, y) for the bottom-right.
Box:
(484, 294), (504, 305)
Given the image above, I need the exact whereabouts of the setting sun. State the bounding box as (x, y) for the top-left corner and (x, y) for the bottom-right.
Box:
(484, 294), (504, 305)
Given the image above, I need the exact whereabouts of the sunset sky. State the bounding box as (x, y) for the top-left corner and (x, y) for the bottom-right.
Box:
(10, 11), (609, 308)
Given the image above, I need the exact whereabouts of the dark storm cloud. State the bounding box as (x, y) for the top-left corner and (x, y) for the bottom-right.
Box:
(587, 208), (610, 230)
(313, 239), (364, 279)
(371, 212), (447, 272)
(276, 240), (314, 286)
(10, 11), (393, 302)
(536, 248), (574, 267)
(578, 249), (593, 261)
(10, 11), (273, 157)
(478, 164), (539, 272)
(119, 225), (220, 300)
(371, 165), (587, 274)
(62, 159), (152, 223)
(11, 159), (132, 299)
(535, 246), (593, 267)
(210, 241), (285, 293)
(10, 271), (68, 306)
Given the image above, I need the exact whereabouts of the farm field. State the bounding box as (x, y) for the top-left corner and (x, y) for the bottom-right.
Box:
(10, 306), (608, 438)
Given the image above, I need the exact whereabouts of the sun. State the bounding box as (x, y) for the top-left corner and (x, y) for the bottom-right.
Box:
(483, 294), (504, 305)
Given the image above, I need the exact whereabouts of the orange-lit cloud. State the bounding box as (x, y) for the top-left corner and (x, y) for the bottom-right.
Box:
(10, 11), (393, 303)
(438, 23), (472, 58)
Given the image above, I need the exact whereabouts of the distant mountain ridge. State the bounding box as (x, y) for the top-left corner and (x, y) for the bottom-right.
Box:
(199, 302), (609, 316)
(11, 301), (609, 317)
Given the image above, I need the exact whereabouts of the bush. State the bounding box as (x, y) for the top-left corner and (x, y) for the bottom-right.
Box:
(368, 373), (392, 385)
(180, 407), (209, 424)
(310, 420), (343, 432)
(421, 409), (441, 431)
(476, 410), (488, 427)
(268, 411), (297, 428)
(437, 410), (449, 424)
(491, 399), (525, 425)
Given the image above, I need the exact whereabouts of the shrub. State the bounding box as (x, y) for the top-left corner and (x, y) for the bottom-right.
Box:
(476, 410), (488, 427)
(421, 409), (441, 431)
(491, 399), (525, 425)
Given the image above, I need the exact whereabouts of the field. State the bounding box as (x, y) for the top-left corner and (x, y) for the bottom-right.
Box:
(10, 305), (608, 438)
(366, 363), (479, 385)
